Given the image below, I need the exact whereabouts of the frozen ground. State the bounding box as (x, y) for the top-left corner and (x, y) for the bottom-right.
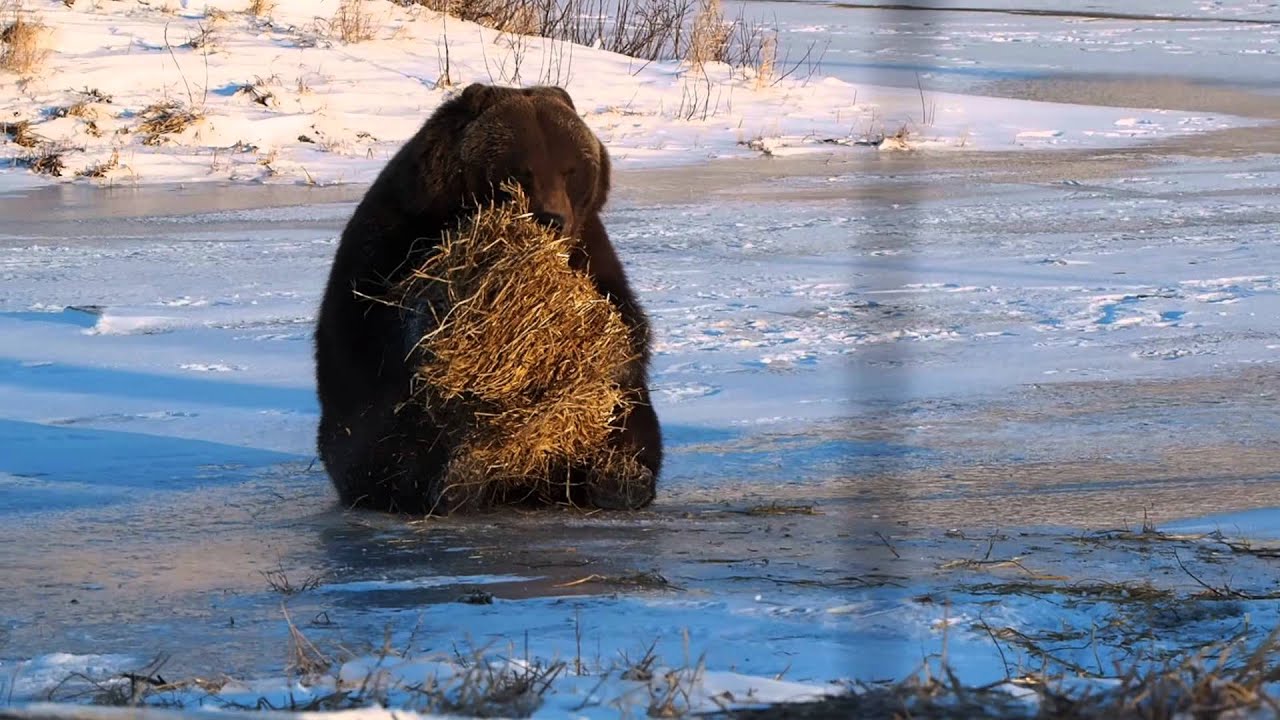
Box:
(4, 140), (1280, 714)
(4, 0), (1280, 717)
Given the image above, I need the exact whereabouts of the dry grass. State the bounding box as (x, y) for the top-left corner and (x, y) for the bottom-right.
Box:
(78, 86), (113, 104)
(50, 99), (99, 121)
(743, 501), (819, 516)
(246, 0), (275, 16)
(283, 606), (332, 679)
(384, 184), (643, 510)
(0, 2), (50, 75)
(388, 0), (822, 86)
(754, 32), (776, 89)
(553, 569), (678, 590)
(235, 75), (278, 107)
(1, 118), (38, 147)
(329, 0), (378, 43)
(703, 628), (1280, 719)
(399, 0), (548, 37)
(687, 0), (731, 68)
(261, 565), (326, 595)
(136, 100), (203, 146)
(19, 142), (66, 176)
(76, 149), (120, 178)
(182, 22), (218, 51)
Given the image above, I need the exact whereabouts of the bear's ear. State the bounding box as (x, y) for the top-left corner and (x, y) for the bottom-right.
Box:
(457, 83), (519, 114)
(525, 85), (576, 111)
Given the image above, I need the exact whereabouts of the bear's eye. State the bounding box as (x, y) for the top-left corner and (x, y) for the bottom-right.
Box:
(562, 167), (577, 179)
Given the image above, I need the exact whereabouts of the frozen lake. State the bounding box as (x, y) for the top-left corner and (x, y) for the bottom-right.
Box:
(5, 129), (1280, 710)
(3, 0), (1280, 715)
(743, 0), (1280, 93)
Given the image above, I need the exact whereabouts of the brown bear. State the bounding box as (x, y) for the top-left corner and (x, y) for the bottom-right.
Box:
(312, 83), (662, 515)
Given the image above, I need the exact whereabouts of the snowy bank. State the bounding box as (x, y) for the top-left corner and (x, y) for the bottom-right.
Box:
(0, 0), (1256, 191)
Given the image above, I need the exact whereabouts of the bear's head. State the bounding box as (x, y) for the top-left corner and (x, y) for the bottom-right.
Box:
(427, 84), (610, 239)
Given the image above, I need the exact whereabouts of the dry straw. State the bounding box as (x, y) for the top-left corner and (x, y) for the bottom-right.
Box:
(136, 100), (203, 146)
(388, 184), (645, 509)
(0, 2), (50, 76)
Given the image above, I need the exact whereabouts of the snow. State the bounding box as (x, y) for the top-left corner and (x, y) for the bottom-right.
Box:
(3, 0), (1280, 718)
(0, 0), (1263, 193)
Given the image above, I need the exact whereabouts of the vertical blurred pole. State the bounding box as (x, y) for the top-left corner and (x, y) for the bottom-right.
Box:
(848, 0), (939, 681)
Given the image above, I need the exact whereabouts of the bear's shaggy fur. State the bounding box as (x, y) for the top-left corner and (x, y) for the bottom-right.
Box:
(313, 83), (662, 515)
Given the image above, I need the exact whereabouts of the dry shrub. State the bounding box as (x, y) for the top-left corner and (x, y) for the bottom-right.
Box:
(0, 3), (51, 75)
(20, 142), (65, 176)
(412, 0), (539, 34)
(246, 0), (275, 15)
(330, 0), (378, 43)
(495, 3), (538, 35)
(136, 100), (202, 146)
(388, 185), (643, 508)
(398, 0), (693, 63)
(687, 0), (730, 68)
(1, 119), (38, 147)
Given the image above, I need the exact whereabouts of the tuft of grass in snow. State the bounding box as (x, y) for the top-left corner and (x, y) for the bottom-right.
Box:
(18, 142), (69, 176)
(135, 100), (203, 146)
(0, 1), (50, 76)
(235, 75), (279, 108)
(754, 32), (776, 89)
(246, 0), (275, 17)
(181, 22), (219, 52)
(75, 148), (119, 178)
(1, 118), (38, 147)
(687, 0), (731, 69)
(50, 100), (96, 120)
(327, 0), (379, 44)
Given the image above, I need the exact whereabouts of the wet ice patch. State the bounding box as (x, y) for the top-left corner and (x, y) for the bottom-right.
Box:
(322, 575), (539, 593)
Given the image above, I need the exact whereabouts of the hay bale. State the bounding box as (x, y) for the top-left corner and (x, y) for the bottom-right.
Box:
(389, 184), (644, 507)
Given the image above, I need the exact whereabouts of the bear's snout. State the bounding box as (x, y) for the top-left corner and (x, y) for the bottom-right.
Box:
(528, 187), (574, 235)
(532, 211), (565, 231)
